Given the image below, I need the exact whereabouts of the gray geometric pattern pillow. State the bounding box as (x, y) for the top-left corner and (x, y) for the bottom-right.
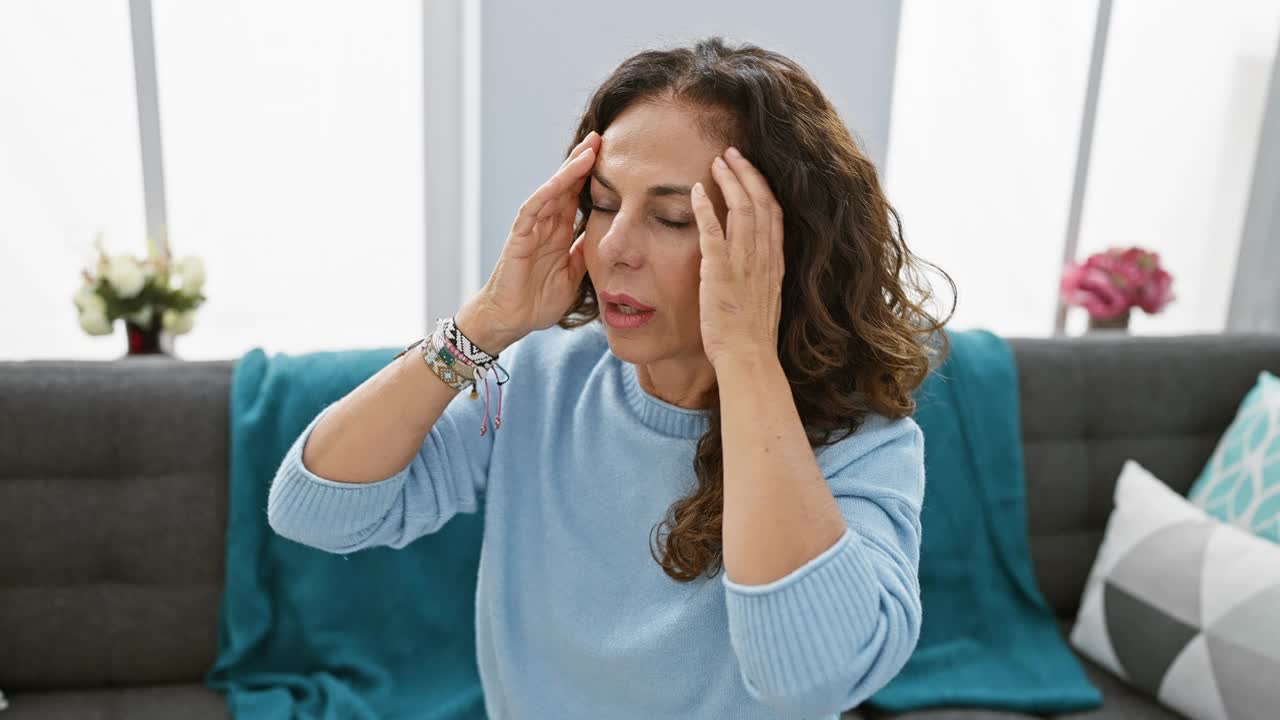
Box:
(1069, 460), (1280, 720)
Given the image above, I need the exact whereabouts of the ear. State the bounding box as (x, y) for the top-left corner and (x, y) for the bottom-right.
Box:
(568, 234), (588, 279)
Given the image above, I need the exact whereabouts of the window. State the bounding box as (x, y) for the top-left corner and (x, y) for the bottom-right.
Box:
(150, 0), (425, 357)
(0, 1), (147, 360)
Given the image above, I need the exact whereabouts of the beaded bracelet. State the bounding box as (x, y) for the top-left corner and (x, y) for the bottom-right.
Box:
(441, 316), (496, 365)
(422, 328), (475, 392)
(392, 316), (510, 435)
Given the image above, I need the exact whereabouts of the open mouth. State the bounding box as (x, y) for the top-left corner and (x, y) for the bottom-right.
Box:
(603, 301), (656, 329)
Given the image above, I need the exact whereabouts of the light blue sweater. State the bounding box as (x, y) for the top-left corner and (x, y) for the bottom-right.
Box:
(267, 321), (925, 719)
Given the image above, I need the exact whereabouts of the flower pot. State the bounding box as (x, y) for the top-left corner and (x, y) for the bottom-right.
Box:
(123, 320), (176, 358)
(1087, 309), (1131, 333)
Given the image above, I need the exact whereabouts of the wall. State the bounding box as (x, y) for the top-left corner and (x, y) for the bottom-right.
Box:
(476, 0), (903, 285)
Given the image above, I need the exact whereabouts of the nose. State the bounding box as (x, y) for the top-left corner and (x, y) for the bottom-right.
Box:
(595, 209), (645, 269)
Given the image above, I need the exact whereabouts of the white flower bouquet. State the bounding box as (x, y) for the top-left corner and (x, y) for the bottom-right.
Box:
(73, 230), (207, 351)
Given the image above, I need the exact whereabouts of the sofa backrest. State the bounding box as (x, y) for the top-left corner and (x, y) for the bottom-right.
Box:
(1010, 333), (1280, 618)
(0, 357), (236, 691)
(1, 333), (1277, 689)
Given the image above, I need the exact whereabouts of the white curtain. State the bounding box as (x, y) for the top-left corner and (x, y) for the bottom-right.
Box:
(0, 0), (425, 361)
(149, 0), (425, 358)
(1072, 0), (1280, 336)
(6, 1), (1278, 360)
(0, 1), (147, 360)
(887, 0), (1280, 337)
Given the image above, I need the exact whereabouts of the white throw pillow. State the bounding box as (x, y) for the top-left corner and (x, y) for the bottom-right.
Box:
(1068, 459), (1280, 720)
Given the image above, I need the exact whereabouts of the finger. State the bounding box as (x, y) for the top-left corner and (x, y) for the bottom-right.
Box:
(710, 154), (753, 264)
(555, 144), (597, 198)
(550, 131), (600, 224)
(559, 130), (600, 172)
(565, 149), (595, 197)
(722, 147), (777, 214)
(554, 162), (594, 249)
(512, 148), (595, 237)
(690, 182), (726, 263)
(561, 130), (599, 169)
(723, 146), (779, 265)
(551, 191), (582, 248)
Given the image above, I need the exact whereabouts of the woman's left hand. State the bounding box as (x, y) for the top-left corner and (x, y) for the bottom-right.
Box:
(690, 146), (785, 371)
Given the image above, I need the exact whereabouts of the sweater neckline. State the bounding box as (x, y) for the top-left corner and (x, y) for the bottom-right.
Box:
(617, 355), (712, 439)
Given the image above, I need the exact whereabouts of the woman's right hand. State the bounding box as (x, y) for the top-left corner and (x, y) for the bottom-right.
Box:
(465, 130), (601, 350)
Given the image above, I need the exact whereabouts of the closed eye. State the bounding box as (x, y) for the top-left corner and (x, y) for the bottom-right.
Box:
(590, 204), (691, 230)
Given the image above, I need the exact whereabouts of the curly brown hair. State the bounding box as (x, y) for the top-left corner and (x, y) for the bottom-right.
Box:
(555, 36), (956, 582)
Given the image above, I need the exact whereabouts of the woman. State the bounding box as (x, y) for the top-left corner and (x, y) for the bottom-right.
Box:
(269, 36), (954, 719)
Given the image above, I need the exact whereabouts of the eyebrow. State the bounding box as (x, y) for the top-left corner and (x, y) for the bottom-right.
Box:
(591, 170), (692, 199)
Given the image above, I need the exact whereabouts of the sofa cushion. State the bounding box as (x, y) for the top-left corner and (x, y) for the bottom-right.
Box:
(0, 683), (228, 720)
(1059, 623), (1184, 720)
(1069, 460), (1280, 719)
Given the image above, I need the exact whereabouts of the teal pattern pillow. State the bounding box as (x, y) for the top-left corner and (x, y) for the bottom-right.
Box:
(1188, 371), (1280, 543)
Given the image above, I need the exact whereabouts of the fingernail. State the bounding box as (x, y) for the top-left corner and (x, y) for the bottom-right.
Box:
(713, 156), (726, 170)
(727, 146), (741, 159)
(693, 182), (705, 195)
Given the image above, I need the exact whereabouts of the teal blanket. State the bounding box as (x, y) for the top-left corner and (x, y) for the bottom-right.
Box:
(205, 347), (487, 720)
(868, 329), (1102, 713)
(206, 332), (1100, 717)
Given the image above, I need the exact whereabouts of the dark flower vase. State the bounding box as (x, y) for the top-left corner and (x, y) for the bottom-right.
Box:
(124, 320), (176, 358)
(1087, 309), (1131, 333)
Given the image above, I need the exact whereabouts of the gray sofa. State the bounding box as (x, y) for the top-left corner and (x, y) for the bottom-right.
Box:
(2, 333), (1277, 720)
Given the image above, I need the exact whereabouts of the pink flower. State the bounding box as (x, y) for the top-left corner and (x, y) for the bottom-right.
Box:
(1061, 265), (1130, 318)
(1060, 246), (1175, 319)
(1134, 267), (1175, 313)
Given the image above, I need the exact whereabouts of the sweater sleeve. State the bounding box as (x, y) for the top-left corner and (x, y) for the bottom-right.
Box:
(266, 377), (496, 555)
(721, 414), (924, 717)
